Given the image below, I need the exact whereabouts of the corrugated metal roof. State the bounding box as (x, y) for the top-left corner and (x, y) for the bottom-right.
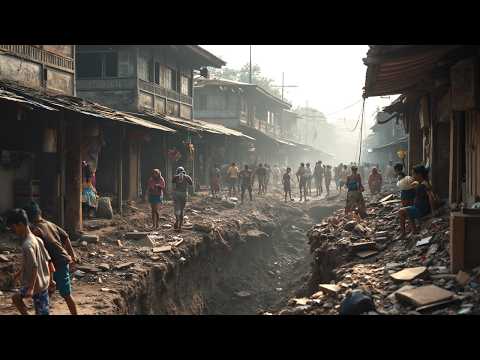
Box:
(130, 111), (254, 139)
(0, 80), (176, 133)
(363, 46), (460, 97)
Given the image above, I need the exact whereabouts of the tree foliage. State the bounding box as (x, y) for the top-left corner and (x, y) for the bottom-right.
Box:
(209, 63), (283, 99)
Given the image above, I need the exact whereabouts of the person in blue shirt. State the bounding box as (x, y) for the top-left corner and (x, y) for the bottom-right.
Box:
(397, 165), (435, 239)
(345, 166), (367, 218)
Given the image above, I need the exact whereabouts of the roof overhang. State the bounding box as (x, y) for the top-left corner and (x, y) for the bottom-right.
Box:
(363, 45), (462, 97)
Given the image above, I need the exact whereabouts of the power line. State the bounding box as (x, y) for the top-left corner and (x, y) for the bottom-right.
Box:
(324, 98), (363, 117)
(358, 98), (366, 164)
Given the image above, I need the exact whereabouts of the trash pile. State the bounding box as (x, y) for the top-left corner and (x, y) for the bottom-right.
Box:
(275, 191), (480, 315)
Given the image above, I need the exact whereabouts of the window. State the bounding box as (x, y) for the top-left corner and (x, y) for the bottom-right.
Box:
(165, 68), (173, 90)
(154, 62), (161, 85)
(171, 69), (178, 91)
(148, 58), (154, 82)
(77, 52), (118, 78)
(77, 53), (102, 78)
(104, 52), (118, 77)
(180, 76), (189, 96)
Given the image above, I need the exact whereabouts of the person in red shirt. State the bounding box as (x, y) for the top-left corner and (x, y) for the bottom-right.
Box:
(147, 169), (165, 229)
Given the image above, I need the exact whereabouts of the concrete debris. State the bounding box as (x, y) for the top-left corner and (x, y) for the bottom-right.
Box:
(318, 284), (341, 295)
(0, 255), (10, 262)
(152, 245), (172, 253)
(356, 250), (378, 259)
(416, 236), (432, 247)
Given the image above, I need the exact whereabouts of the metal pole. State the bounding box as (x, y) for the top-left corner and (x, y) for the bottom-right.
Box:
(281, 72), (284, 101)
(249, 45), (252, 84)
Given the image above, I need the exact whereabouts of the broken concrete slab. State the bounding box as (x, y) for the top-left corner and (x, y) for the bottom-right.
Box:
(416, 236), (432, 247)
(0, 255), (10, 263)
(124, 232), (151, 240)
(395, 285), (454, 307)
(350, 242), (377, 253)
(152, 245), (172, 253)
(390, 267), (427, 282)
(76, 265), (101, 274)
(114, 262), (135, 270)
(356, 250), (378, 259)
(98, 263), (110, 271)
(80, 234), (99, 244)
(318, 284), (341, 295)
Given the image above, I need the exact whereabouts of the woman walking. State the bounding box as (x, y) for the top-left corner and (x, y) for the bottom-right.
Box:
(147, 169), (165, 230)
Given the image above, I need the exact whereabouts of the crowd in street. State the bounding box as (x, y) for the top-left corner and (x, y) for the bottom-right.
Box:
(2, 153), (442, 315)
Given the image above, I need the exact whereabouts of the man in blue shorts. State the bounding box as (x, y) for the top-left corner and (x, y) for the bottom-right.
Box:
(24, 202), (79, 315)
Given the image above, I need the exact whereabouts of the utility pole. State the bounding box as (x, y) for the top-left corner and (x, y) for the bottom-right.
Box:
(249, 45), (252, 84)
(272, 72), (298, 101)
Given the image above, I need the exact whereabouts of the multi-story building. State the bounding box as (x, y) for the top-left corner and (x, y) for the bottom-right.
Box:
(0, 45), (176, 234)
(194, 78), (309, 165)
(75, 45), (228, 191)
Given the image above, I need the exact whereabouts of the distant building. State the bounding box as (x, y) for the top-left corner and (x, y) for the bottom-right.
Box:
(364, 111), (408, 169)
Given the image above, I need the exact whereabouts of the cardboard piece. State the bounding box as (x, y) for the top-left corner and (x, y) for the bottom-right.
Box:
(390, 267), (427, 281)
(395, 285), (454, 307)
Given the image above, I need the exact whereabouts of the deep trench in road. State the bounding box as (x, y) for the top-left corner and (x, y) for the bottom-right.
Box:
(123, 201), (340, 315)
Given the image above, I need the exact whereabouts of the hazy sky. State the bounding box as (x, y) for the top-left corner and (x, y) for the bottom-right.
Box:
(201, 45), (397, 131)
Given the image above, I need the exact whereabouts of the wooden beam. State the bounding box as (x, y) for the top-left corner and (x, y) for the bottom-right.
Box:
(64, 116), (82, 235)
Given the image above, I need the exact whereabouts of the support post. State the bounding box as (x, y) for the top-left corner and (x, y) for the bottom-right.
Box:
(64, 116), (82, 235)
(117, 127), (124, 215)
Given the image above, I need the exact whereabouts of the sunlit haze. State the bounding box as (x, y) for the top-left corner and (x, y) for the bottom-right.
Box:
(201, 45), (397, 132)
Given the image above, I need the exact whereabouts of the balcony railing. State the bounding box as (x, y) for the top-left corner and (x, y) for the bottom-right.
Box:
(138, 79), (192, 105)
(0, 45), (74, 72)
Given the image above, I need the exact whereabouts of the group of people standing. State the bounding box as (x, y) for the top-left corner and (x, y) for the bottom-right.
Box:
(146, 166), (193, 232)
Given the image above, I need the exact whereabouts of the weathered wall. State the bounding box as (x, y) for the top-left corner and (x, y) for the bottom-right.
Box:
(0, 53), (41, 88)
(46, 67), (74, 94)
(77, 90), (138, 112)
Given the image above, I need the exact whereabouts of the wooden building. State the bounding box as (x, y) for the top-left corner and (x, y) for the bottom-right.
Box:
(0, 45), (175, 235)
(194, 78), (318, 166)
(363, 45), (480, 272)
(75, 45), (232, 192)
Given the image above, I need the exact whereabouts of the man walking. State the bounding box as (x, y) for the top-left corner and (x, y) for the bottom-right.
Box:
(239, 165), (253, 204)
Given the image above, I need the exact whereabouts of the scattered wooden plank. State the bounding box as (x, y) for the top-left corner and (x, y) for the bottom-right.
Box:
(318, 284), (341, 295)
(390, 267), (427, 281)
(416, 297), (461, 313)
(395, 285), (454, 307)
(379, 194), (394, 203)
(357, 250), (378, 259)
(350, 242), (377, 252)
(152, 245), (172, 253)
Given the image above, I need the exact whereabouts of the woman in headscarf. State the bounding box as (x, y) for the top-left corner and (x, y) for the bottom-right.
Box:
(172, 166), (193, 231)
(147, 169), (165, 229)
(368, 167), (383, 195)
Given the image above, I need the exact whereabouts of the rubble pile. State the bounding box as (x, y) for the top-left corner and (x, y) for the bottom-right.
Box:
(276, 191), (480, 315)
